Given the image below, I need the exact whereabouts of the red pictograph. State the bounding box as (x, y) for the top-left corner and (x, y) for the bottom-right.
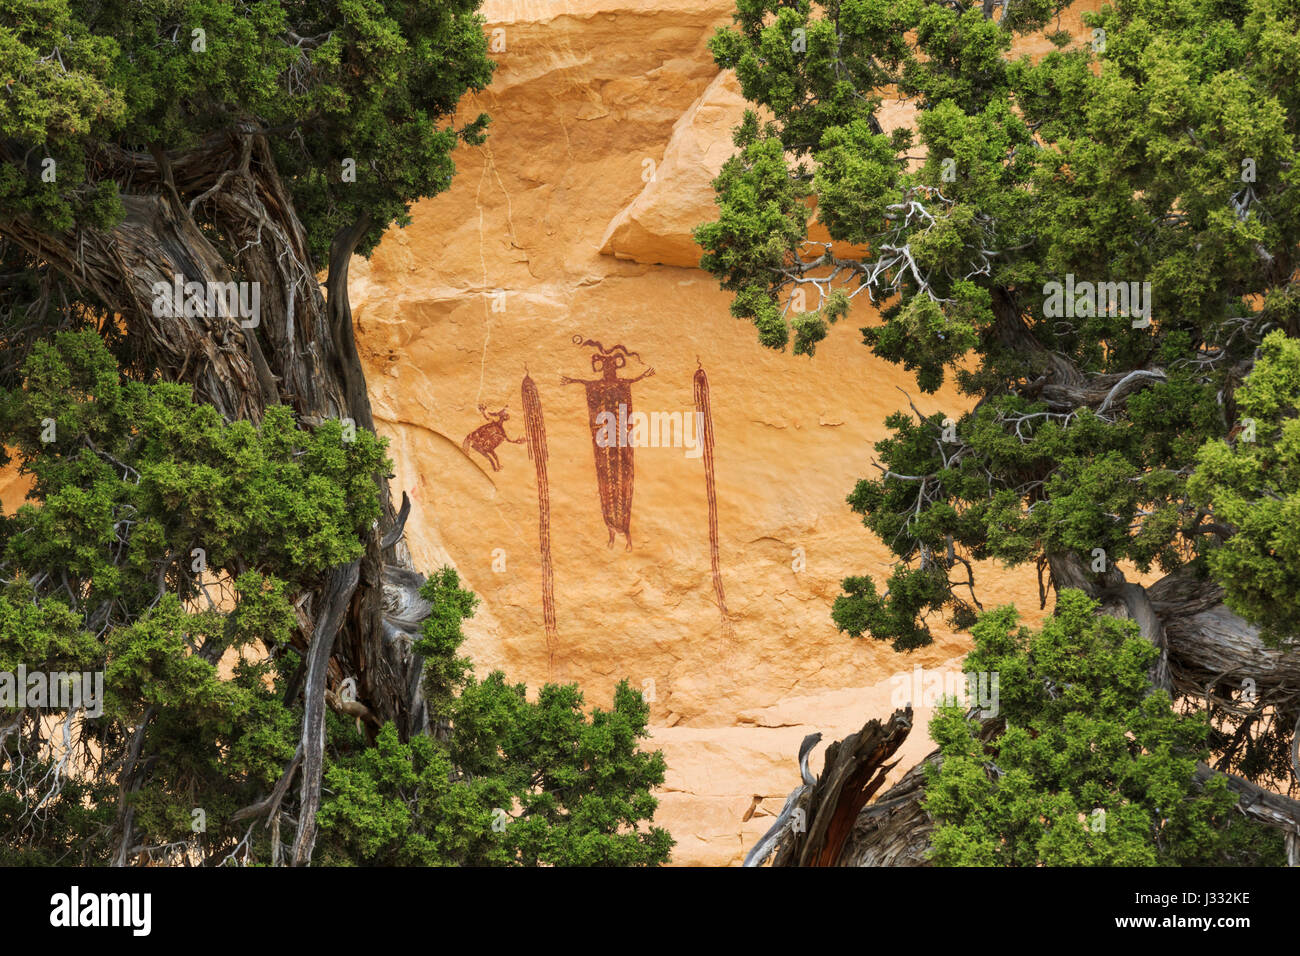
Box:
(694, 362), (731, 634)
(561, 335), (655, 550)
(461, 403), (525, 472)
(521, 370), (557, 669)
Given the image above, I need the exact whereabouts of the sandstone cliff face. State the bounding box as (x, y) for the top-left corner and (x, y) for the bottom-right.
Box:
(349, 0), (1107, 865)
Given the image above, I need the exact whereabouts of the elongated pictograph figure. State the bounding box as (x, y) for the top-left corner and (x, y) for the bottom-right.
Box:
(521, 369), (557, 667)
(462, 403), (525, 471)
(562, 335), (655, 549)
(694, 361), (731, 634)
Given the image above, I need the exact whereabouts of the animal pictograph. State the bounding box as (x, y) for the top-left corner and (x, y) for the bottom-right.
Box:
(462, 403), (525, 471)
(562, 335), (654, 550)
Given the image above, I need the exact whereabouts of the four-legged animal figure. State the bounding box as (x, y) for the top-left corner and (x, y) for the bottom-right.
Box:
(462, 404), (525, 471)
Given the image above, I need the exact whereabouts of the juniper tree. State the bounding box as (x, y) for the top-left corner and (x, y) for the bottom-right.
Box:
(0, 0), (494, 862)
(699, 0), (1300, 858)
(926, 591), (1284, 865)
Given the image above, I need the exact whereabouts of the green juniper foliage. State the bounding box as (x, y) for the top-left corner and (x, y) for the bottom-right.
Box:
(0, 334), (671, 865)
(925, 591), (1284, 865)
(318, 676), (673, 866)
(0, 330), (383, 864)
(0, 0), (675, 868)
(1189, 330), (1300, 646)
(0, 0), (493, 262)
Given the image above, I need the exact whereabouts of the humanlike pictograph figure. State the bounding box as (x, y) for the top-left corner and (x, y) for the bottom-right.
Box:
(562, 335), (655, 550)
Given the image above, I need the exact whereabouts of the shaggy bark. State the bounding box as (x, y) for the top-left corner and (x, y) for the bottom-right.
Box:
(841, 754), (936, 867)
